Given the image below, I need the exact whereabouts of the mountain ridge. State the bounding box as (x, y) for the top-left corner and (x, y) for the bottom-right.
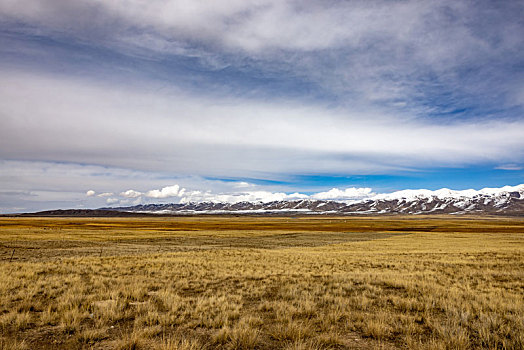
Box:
(107, 184), (524, 216)
(9, 184), (524, 216)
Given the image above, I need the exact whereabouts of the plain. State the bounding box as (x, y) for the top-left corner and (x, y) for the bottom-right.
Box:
(0, 216), (523, 349)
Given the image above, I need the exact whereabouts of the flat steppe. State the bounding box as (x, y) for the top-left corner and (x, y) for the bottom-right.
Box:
(0, 216), (523, 349)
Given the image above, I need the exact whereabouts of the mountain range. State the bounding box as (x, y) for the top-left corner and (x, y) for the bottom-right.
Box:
(22, 184), (523, 216)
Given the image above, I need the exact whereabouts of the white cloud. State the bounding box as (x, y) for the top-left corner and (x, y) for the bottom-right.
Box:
(97, 192), (114, 197)
(1, 70), (523, 179)
(2, 1), (522, 111)
(86, 190), (95, 197)
(1, 0), (511, 59)
(179, 190), (308, 204)
(120, 189), (142, 198)
(495, 164), (523, 171)
(146, 185), (183, 199)
(234, 182), (253, 189)
(106, 197), (119, 205)
(311, 187), (374, 201)
(287, 192), (309, 200)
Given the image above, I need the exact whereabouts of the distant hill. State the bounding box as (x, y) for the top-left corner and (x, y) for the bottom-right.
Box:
(11, 184), (523, 217)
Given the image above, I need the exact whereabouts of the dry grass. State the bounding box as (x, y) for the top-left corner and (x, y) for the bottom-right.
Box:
(0, 216), (523, 349)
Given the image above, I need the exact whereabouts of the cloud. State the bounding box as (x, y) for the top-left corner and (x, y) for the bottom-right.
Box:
(106, 197), (119, 205)
(86, 190), (95, 197)
(1, 70), (523, 181)
(2, 1), (519, 57)
(2, 0), (523, 115)
(115, 183), (312, 204)
(234, 182), (253, 189)
(311, 188), (374, 201)
(120, 189), (143, 198)
(114, 183), (374, 204)
(146, 185), (183, 199)
(97, 192), (114, 197)
(179, 190), (308, 204)
(495, 164), (523, 171)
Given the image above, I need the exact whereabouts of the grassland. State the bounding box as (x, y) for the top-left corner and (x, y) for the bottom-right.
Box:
(0, 216), (523, 349)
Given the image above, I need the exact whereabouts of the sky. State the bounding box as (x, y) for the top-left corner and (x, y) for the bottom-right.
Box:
(1, 0), (523, 213)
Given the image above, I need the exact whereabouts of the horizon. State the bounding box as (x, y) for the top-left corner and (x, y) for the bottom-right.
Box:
(3, 182), (523, 214)
(1, 1), (524, 213)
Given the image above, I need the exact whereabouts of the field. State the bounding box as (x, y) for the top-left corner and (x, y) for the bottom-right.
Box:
(0, 216), (523, 349)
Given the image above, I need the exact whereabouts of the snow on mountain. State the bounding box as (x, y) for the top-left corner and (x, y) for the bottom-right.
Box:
(103, 184), (523, 216)
(371, 184), (524, 202)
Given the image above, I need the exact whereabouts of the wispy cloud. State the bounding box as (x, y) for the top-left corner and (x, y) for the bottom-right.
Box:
(1, 70), (523, 180)
(2, 1), (522, 115)
(495, 164), (523, 171)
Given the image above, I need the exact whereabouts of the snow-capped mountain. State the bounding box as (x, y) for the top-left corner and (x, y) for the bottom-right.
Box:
(109, 184), (524, 216)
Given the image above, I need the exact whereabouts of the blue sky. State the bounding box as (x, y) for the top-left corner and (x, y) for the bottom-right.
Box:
(1, 0), (523, 212)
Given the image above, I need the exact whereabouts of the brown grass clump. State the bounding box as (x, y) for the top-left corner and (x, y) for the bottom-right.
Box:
(213, 321), (261, 349)
(0, 337), (29, 350)
(0, 216), (523, 349)
(160, 333), (206, 350)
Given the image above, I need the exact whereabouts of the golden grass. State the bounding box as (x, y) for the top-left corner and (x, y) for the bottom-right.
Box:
(0, 216), (523, 349)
